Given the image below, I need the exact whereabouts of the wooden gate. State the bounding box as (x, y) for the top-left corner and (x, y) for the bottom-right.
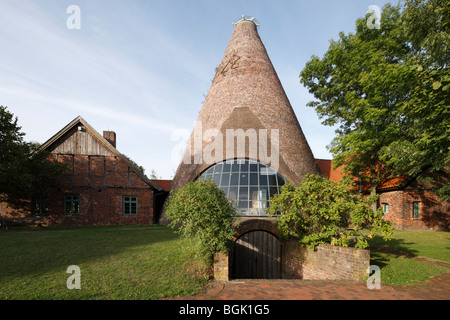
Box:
(232, 230), (281, 279)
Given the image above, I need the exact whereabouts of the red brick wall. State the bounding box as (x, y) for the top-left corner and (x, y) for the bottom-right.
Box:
(379, 189), (449, 230)
(41, 154), (155, 226)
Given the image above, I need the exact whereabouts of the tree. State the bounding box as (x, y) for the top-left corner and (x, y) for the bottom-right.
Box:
(0, 106), (67, 209)
(300, 0), (449, 202)
(267, 174), (394, 249)
(163, 179), (237, 265)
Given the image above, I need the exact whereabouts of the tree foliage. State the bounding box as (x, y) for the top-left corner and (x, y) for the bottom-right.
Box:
(267, 175), (394, 249)
(0, 106), (68, 209)
(163, 179), (237, 265)
(300, 0), (449, 201)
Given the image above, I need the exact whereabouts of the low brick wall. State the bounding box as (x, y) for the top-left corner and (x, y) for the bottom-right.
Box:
(214, 240), (370, 281)
(213, 253), (230, 281)
(282, 241), (370, 281)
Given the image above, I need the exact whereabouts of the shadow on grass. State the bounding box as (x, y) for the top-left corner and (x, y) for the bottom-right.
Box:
(0, 225), (180, 278)
(368, 234), (420, 258)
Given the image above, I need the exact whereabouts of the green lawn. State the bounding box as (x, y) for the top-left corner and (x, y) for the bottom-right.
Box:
(368, 230), (450, 286)
(0, 225), (208, 300)
(1, 226), (448, 299)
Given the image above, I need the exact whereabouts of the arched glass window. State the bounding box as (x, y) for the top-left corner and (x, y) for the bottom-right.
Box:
(197, 159), (288, 216)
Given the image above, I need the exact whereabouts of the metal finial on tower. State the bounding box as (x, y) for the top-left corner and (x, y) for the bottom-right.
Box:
(233, 15), (260, 26)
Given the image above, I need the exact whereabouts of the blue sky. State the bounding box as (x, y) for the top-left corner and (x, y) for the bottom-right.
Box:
(0, 0), (392, 179)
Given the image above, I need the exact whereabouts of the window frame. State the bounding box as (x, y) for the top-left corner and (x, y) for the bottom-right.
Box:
(64, 195), (80, 215)
(197, 159), (288, 217)
(412, 201), (421, 219)
(32, 197), (49, 216)
(382, 203), (388, 214)
(123, 196), (138, 216)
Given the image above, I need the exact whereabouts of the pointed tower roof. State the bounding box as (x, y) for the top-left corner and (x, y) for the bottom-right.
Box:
(171, 17), (321, 190)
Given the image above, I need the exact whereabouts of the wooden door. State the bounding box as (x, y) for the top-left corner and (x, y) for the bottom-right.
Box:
(232, 230), (281, 279)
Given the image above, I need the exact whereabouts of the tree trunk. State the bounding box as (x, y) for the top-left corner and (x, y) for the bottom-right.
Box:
(370, 185), (378, 214)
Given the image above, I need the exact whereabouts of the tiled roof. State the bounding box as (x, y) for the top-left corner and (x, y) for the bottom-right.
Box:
(152, 180), (172, 192)
(315, 159), (408, 192)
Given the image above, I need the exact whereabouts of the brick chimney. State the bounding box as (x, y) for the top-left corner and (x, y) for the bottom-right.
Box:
(103, 131), (116, 148)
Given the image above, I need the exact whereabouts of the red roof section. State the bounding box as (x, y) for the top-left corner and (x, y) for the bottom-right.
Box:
(151, 180), (172, 192)
(315, 159), (346, 183)
(315, 159), (407, 192)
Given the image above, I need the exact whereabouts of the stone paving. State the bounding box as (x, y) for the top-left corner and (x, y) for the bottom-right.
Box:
(170, 271), (450, 300)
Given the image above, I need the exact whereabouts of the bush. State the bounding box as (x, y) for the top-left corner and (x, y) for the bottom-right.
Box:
(267, 174), (394, 248)
(163, 179), (237, 265)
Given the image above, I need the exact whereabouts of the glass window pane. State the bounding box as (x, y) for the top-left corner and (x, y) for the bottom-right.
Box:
(239, 186), (249, 201)
(230, 173), (239, 185)
(231, 162), (240, 172)
(250, 173), (258, 185)
(239, 173), (248, 185)
(213, 173), (221, 185)
(259, 173), (268, 186)
(229, 187), (238, 200)
(268, 186), (277, 198)
(277, 174), (285, 187)
(221, 186), (229, 197)
(222, 162), (231, 172)
(249, 162), (258, 172)
(268, 173), (277, 185)
(213, 163), (223, 173)
(73, 202), (80, 214)
(240, 161), (249, 172)
(220, 173), (230, 186)
(249, 187), (259, 202)
(238, 201), (249, 209)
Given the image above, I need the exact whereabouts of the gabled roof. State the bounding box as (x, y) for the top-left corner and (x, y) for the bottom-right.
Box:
(39, 115), (163, 191)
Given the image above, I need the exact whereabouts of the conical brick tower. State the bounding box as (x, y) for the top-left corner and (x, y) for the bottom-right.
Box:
(171, 17), (321, 213)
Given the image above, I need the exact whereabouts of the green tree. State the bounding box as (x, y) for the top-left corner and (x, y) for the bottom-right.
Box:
(0, 106), (67, 209)
(163, 179), (237, 265)
(267, 174), (394, 249)
(300, 0), (449, 202)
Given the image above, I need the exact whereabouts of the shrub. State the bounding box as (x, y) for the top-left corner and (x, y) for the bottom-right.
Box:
(164, 179), (237, 265)
(267, 174), (394, 248)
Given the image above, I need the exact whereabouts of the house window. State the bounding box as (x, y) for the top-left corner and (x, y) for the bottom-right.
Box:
(382, 203), (388, 214)
(33, 198), (49, 216)
(64, 195), (80, 215)
(413, 201), (420, 219)
(123, 196), (138, 215)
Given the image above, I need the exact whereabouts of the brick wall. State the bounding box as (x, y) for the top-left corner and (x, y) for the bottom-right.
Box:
(0, 154), (156, 226)
(215, 219), (370, 281)
(285, 242), (370, 281)
(41, 154), (155, 226)
(379, 189), (449, 230)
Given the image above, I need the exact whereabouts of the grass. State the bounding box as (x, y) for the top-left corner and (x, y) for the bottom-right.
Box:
(1, 226), (448, 298)
(0, 225), (208, 300)
(368, 230), (450, 286)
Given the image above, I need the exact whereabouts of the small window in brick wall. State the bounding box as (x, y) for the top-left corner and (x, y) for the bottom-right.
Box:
(64, 195), (80, 215)
(33, 198), (49, 216)
(413, 201), (421, 219)
(123, 196), (138, 215)
(382, 203), (388, 214)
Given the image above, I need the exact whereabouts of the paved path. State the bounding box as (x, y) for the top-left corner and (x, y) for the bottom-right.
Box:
(171, 271), (450, 300)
